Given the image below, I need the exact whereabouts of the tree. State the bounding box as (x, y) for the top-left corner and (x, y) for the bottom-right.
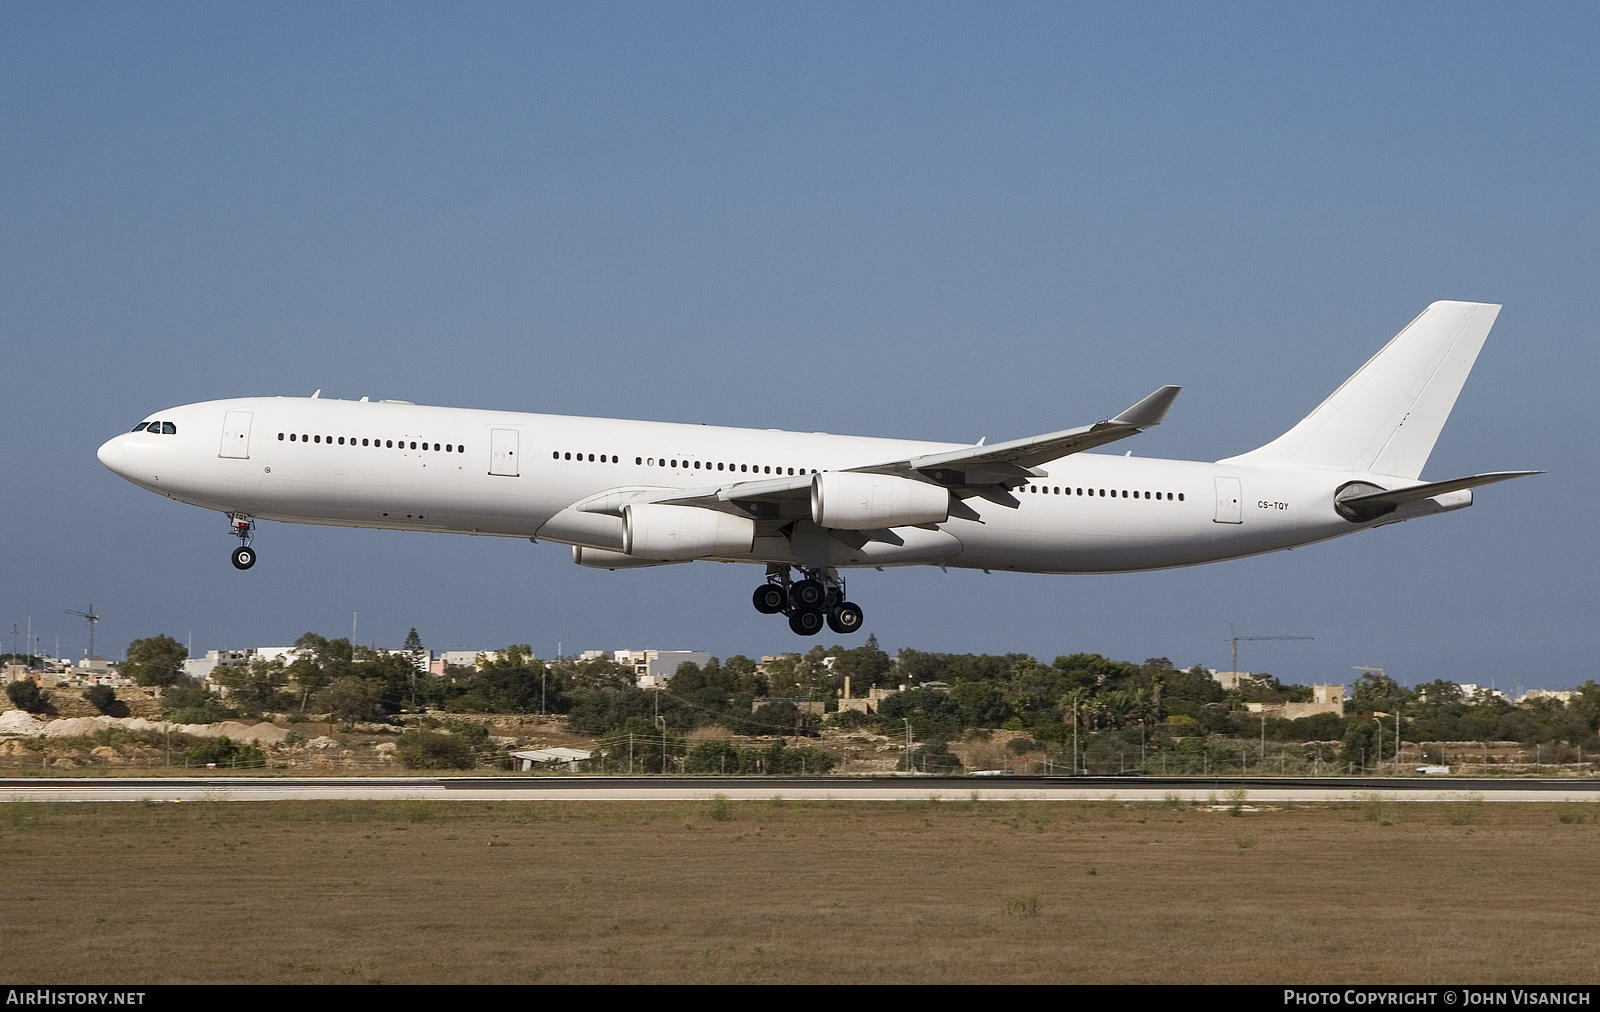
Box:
(83, 684), (119, 715)
(183, 736), (265, 768)
(319, 677), (386, 726)
(211, 658), (289, 712)
(683, 739), (743, 774)
(6, 679), (47, 714)
(123, 634), (188, 687)
(161, 684), (237, 724)
(396, 730), (477, 769)
(402, 627), (427, 676)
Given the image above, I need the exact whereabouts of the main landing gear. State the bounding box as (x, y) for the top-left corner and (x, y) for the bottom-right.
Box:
(751, 565), (864, 637)
(229, 513), (256, 570)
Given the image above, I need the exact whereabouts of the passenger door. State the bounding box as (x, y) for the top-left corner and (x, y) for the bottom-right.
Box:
(490, 428), (519, 476)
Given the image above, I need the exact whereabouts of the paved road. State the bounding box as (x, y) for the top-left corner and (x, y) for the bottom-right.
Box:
(2, 775), (1597, 803)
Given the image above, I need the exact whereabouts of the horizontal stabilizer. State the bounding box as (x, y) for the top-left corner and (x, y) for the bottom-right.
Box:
(1336, 470), (1542, 510)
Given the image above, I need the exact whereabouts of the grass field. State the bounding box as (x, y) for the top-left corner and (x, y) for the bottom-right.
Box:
(1, 796), (1596, 984)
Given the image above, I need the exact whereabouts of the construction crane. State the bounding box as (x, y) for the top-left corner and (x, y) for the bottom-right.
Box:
(65, 605), (99, 662)
(1226, 624), (1312, 673)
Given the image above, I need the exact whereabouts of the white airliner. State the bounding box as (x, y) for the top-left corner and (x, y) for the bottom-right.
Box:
(98, 301), (1536, 636)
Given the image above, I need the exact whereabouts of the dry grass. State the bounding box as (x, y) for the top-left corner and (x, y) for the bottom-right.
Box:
(0, 799), (1596, 983)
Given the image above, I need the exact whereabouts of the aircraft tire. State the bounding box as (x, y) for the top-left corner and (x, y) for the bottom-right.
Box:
(788, 609), (825, 636)
(790, 579), (826, 610)
(752, 584), (787, 614)
(826, 601), (864, 635)
(231, 546), (256, 571)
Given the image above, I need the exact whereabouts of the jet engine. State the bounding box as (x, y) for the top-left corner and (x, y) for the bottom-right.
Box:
(573, 546), (689, 570)
(621, 503), (755, 559)
(810, 471), (950, 530)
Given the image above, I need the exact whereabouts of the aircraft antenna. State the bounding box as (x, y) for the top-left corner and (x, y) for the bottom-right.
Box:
(1226, 623), (1312, 673)
(66, 605), (100, 661)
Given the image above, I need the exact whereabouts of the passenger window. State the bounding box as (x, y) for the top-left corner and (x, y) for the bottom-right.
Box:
(338, 437), (345, 445)
(278, 432), (284, 440)
(162, 422), (176, 434)
(314, 435), (321, 443)
(410, 442), (416, 449)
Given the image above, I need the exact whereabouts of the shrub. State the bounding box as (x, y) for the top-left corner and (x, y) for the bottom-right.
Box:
(183, 736), (265, 769)
(396, 730), (477, 770)
(897, 741), (963, 774)
(84, 684), (118, 715)
(684, 740), (743, 775)
(6, 680), (47, 714)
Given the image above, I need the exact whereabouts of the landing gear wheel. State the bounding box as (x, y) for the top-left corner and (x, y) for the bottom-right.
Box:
(752, 584), (787, 614)
(231, 546), (256, 570)
(826, 601), (864, 635)
(788, 609), (825, 636)
(790, 579), (826, 611)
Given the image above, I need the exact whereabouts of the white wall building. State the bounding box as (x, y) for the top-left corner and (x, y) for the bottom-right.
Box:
(592, 649), (714, 689)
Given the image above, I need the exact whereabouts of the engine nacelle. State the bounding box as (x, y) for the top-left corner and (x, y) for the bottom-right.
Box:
(810, 471), (950, 530)
(573, 546), (689, 570)
(621, 503), (755, 559)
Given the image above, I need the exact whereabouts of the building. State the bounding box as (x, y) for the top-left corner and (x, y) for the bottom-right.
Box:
(1518, 689), (1575, 704)
(837, 676), (903, 715)
(1244, 684), (1345, 720)
(586, 650), (713, 689)
(1210, 670), (1252, 690)
(509, 747), (592, 771)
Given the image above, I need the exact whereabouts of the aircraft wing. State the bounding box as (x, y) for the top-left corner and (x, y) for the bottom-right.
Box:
(846, 384), (1181, 487)
(573, 472), (813, 518)
(573, 386), (1181, 523)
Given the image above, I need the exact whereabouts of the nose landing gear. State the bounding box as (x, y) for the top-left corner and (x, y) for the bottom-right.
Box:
(751, 565), (864, 637)
(229, 513), (256, 570)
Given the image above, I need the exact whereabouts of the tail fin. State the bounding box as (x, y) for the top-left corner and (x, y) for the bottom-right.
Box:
(1219, 301), (1500, 479)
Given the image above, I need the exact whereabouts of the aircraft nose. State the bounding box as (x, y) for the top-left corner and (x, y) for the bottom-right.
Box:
(97, 434), (135, 478)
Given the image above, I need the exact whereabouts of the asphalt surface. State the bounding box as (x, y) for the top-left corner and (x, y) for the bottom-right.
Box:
(1, 774), (1597, 802)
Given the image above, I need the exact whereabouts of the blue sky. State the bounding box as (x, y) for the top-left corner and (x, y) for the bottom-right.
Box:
(2, 3), (1594, 689)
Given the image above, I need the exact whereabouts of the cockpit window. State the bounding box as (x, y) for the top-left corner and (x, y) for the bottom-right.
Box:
(131, 422), (150, 432)
(161, 422), (177, 434)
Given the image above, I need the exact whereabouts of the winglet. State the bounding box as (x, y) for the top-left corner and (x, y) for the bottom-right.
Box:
(1110, 385), (1181, 428)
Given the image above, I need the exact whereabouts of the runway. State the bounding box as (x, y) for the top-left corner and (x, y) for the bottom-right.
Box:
(3, 774), (1598, 803)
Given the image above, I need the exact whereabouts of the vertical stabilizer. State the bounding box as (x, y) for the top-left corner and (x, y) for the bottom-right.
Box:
(1218, 301), (1500, 479)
